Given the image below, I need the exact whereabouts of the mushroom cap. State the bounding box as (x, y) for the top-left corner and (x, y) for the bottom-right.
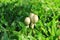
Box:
(25, 17), (30, 25)
(30, 13), (38, 23)
(33, 15), (38, 23)
(29, 13), (35, 23)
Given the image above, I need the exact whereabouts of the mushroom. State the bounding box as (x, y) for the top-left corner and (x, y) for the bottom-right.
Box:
(33, 14), (38, 24)
(25, 17), (30, 28)
(29, 13), (35, 23)
(30, 13), (38, 29)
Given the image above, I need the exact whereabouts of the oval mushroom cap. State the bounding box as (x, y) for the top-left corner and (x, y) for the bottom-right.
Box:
(25, 17), (30, 25)
(33, 15), (38, 23)
(29, 13), (35, 22)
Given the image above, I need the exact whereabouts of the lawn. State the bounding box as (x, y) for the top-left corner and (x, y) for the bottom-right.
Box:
(0, 0), (60, 40)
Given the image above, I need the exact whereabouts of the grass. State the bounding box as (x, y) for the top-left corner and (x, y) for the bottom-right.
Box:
(0, 0), (60, 40)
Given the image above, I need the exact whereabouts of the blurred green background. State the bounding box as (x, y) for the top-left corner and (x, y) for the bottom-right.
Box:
(0, 0), (60, 40)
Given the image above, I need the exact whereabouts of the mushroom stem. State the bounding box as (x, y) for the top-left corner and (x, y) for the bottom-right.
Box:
(25, 17), (30, 28)
(31, 23), (35, 29)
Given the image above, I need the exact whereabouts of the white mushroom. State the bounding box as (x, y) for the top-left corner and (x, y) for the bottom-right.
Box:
(25, 17), (30, 28)
(30, 13), (38, 29)
(33, 14), (38, 23)
(29, 13), (35, 23)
